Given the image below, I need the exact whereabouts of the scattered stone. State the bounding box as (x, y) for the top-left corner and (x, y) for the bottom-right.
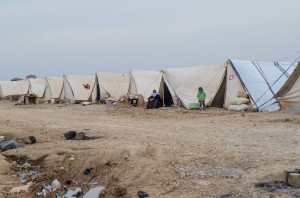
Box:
(137, 190), (149, 198)
(64, 131), (77, 140)
(23, 136), (36, 144)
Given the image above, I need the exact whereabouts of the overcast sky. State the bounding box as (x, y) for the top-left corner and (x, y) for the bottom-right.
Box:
(0, 0), (300, 80)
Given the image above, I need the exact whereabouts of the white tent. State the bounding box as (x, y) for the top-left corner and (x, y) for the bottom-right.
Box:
(63, 75), (97, 103)
(225, 60), (297, 112)
(162, 65), (226, 109)
(0, 81), (29, 98)
(274, 62), (300, 110)
(96, 72), (130, 101)
(44, 77), (64, 102)
(129, 70), (163, 102)
(28, 78), (46, 98)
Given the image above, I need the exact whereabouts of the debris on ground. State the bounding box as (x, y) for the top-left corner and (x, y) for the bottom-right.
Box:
(285, 169), (300, 187)
(82, 102), (92, 106)
(137, 190), (149, 198)
(51, 179), (61, 189)
(0, 140), (20, 151)
(254, 181), (300, 196)
(23, 136), (37, 144)
(84, 168), (93, 175)
(64, 131), (77, 140)
(64, 131), (102, 140)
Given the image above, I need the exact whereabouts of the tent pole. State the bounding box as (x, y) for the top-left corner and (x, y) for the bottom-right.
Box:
(162, 79), (165, 106)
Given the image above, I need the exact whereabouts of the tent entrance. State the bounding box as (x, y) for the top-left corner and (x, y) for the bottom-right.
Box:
(161, 81), (174, 107)
(211, 72), (226, 108)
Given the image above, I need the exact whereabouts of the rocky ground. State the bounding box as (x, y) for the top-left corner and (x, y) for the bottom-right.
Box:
(0, 100), (300, 197)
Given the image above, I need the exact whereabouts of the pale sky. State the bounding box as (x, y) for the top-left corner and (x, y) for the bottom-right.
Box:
(0, 0), (300, 80)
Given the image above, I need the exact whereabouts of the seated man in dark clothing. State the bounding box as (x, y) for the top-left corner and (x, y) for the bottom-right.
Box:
(146, 90), (163, 109)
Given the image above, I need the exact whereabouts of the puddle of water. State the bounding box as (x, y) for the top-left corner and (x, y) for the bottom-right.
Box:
(62, 186), (104, 198)
(83, 186), (105, 198)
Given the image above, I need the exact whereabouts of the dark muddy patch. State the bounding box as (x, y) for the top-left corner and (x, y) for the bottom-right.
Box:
(255, 181), (300, 196)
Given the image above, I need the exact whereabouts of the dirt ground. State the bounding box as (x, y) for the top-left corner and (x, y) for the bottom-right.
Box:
(0, 100), (300, 198)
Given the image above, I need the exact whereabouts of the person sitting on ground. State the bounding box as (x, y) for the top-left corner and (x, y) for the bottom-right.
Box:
(146, 89), (163, 109)
(197, 87), (206, 111)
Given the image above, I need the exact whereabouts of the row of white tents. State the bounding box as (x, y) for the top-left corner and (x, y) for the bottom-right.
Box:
(0, 59), (299, 112)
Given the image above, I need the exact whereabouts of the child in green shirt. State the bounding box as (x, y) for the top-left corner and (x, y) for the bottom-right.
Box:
(197, 87), (206, 110)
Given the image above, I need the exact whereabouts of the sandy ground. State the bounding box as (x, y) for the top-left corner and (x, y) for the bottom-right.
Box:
(0, 100), (300, 198)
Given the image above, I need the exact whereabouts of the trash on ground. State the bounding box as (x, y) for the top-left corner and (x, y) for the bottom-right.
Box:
(137, 190), (149, 198)
(285, 169), (300, 187)
(37, 185), (54, 197)
(84, 168), (93, 175)
(82, 102), (92, 106)
(62, 186), (105, 198)
(51, 179), (61, 189)
(14, 161), (32, 169)
(69, 156), (75, 163)
(64, 131), (101, 140)
(64, 131), (77, 140)
(23, 136), (37, 144)
(83, 186), (105, 198)
(0, 136), (5, 141)
(65, 179), (77, 186)
(255, 181), (300, 196)
(0, 140), (20, 151)
(62, 187), (82, 198)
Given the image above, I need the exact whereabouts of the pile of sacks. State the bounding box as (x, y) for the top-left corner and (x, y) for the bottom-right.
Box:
(228, 91), (250, 111)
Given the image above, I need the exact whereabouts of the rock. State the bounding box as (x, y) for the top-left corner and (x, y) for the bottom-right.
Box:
(288, 173), (300, 187)
(23, 136), (36, 144)
(75, 132), (86, 140)
(64, 131), (77, 140)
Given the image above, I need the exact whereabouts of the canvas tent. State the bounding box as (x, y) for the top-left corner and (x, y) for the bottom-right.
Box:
(96, 72), (130, 101)
(63, 75), (97, 103)
(129, 70), (163, 102)
(161, 65), (226, 109)
(28, 78), (46, 98)
(274, 62), (300, 110)
(225, 60), (298, 112)
(0, 81), (29, 99)
(44, 77), (64, 102)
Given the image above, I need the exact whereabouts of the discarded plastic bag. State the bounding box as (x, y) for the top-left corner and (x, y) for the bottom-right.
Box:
(0, 140), (20, 151)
